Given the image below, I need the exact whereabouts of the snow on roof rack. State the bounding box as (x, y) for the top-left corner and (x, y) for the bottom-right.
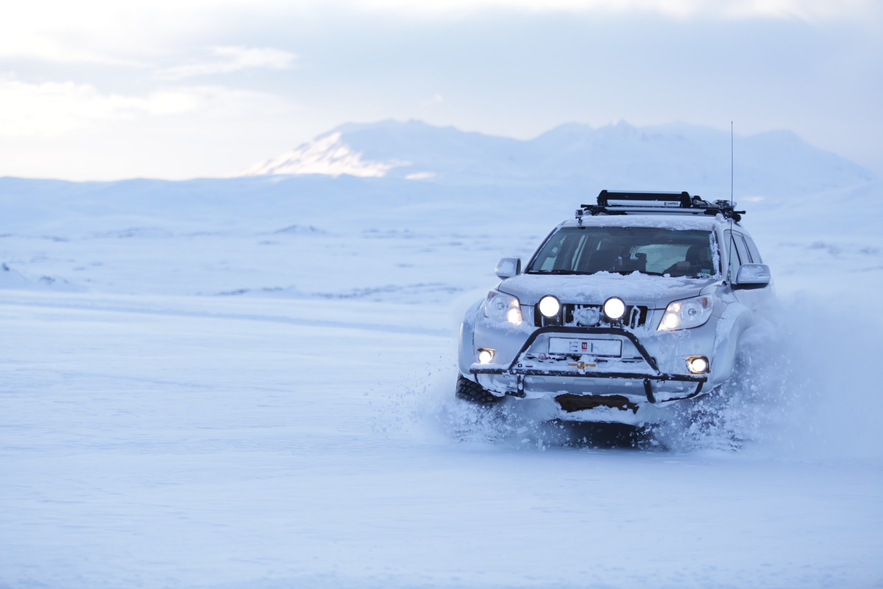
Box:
(577, 190), (744, 222)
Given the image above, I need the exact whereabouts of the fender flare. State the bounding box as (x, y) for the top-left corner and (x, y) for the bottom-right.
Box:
(458, 300), (483, 381)
(710, 302), (753, 385)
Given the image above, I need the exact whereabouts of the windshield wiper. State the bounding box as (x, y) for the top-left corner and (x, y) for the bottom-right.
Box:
(533, 269), (681, 277)
(528, 269), (583, 275)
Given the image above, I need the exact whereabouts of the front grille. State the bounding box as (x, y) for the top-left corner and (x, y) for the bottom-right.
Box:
(534, 303), (650, 330)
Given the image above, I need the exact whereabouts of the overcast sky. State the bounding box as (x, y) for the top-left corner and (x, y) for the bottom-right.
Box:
(1, 0), (881, 181)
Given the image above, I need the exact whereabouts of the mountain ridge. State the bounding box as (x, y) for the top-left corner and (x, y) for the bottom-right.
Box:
(2, 119), (878, 239)
(237, 119), (876, 197)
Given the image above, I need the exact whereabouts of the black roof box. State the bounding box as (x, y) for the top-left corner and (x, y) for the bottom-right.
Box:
(578, 190), (745, 222)
(597, 190), (692, 208)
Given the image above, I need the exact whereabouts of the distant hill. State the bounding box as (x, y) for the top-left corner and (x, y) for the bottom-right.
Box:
(2, 119), (879, 238)
(238, 119), (876, 199)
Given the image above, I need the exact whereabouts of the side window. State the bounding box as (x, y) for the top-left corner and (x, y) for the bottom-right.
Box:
(742, 234), (763, 263)
(537, 232), (587, 271)
(733, 233), (750, 264)
(537, 233), (566, 270)
(725, 231), (743, 279)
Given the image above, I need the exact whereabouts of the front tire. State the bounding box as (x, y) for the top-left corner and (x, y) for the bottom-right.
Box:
(455, 374), (504, 405)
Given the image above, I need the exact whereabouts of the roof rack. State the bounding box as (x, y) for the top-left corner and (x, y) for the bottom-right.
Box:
(577, 190), (744, 223)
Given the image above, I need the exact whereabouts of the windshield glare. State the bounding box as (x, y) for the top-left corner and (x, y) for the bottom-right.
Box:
(526, 226), (719, 278)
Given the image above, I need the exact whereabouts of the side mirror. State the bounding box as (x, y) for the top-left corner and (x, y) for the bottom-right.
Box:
(495, 257), (521, 279)
(733, 264), (771, 289)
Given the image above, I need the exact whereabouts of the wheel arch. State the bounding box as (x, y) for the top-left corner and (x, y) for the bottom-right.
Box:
(458, 299), (483, 381)
(710, 301), (753, 385)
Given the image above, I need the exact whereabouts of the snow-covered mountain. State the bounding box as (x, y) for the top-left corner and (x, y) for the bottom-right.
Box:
(3, 118), (881, 254)
(238, 119), (876, 198)
(239, 132), (411, 178)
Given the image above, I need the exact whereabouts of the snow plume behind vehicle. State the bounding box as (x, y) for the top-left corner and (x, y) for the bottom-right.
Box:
(654, 294), (883, 458)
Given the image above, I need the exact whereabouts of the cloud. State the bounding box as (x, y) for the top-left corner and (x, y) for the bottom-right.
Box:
(0, 37), (148, 66)
(405, 171), (436, 180)
(0, 1), (874, 67)
(0, 75), (292, 137)
(422, 94), (444, 106)
(350, 0), (879, 21)
(158, 46), (298, 79)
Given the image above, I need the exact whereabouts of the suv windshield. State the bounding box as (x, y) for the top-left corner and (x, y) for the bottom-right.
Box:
(526, 227), (718, 278)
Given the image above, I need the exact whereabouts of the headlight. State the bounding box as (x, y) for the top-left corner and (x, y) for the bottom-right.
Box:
(658, 295), (713, 331)
(484, 291), (522, 325)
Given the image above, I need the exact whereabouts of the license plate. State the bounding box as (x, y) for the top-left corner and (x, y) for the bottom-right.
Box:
(549, 337), (622, 357)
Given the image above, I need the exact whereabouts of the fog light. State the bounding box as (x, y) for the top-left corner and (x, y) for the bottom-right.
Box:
(538, 295), (560, 318)
(687, 356), (709, 374)
(603, 297), (626, 321)
(478, 349), (494, 364)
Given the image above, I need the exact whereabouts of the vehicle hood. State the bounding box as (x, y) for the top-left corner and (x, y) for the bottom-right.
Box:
(498, 272), (717, 309)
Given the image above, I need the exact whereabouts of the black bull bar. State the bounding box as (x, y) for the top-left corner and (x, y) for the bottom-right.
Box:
(469, 327), (707, 403)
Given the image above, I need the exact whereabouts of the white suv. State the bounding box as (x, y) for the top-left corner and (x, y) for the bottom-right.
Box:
(456, 191), (773, 423)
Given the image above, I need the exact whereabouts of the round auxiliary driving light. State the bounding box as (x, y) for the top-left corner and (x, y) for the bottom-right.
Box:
(478, 349), (493, 364)
(603, 297), (626, 321)
(688, 356), (709, 374)
(538, 295), (561, 318)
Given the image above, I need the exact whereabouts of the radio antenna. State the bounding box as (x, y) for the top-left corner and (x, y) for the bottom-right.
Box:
(730, 121), (734, 206)
(726, 121), (736, 283)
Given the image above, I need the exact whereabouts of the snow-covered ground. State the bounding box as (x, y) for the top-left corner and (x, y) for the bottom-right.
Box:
(2, 287), (882, 589)
(2, 123), (883, 587)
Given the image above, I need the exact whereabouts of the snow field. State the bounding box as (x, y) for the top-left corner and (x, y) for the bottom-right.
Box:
(2, 168), (883, 587)
(2, 288), (881, 588)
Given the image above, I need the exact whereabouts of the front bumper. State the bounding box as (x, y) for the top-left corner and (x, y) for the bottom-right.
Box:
(469, 327), (707, 404)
